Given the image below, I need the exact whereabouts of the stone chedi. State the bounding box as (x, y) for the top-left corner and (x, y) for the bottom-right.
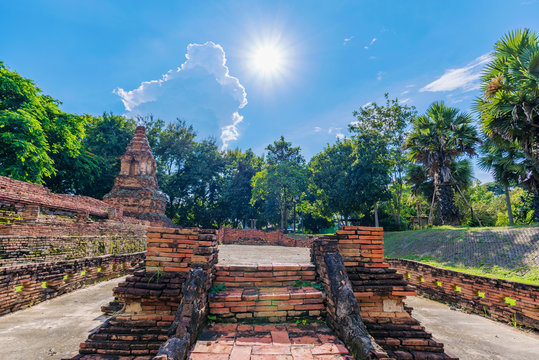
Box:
(104, 126), (175, 227)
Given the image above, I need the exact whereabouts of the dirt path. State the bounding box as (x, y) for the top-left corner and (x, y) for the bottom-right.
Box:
(405, 296), (539, 360)
(0, 276), (125, 360)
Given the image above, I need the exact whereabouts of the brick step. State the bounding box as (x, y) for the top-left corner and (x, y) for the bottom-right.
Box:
(214, 264), (316, 288)
(209, 286), (324, 322)
(368, 329), (432, 339)
(76, 315), (172, 358)
(365, 323), (426, 332)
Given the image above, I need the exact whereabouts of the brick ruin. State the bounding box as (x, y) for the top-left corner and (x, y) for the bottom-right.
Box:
(72, 226), (459, 360)
(0, 126), (180, 315)
(104, 126), (175, 228)
(388, 258), (539, 331)
(217, 227), (314, 247)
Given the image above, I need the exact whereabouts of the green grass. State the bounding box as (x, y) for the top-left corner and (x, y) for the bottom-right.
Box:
(384, 225), (539, 285)
(404, 257), (539, 285)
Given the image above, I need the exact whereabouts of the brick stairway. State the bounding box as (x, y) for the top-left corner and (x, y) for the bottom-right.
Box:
(187, 323), (354, 360)
(209, 264), (325, 322)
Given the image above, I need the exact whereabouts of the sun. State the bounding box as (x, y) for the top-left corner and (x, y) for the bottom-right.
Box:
(251, 45), (284, 75)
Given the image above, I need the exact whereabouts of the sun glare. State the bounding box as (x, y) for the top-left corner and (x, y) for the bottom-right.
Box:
(251, 45), (284, 75)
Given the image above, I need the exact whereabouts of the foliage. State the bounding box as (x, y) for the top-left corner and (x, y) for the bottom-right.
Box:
(0, 62), (87, 184)
(251, 136), (307, 231)
(405, 102), (480, 225)
(350, 94), (416, 228)
(210, 283), (226, 294)
(475, 28), (539, 218)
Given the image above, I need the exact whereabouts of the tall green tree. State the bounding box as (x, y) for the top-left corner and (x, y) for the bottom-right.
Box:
(350, 93), (416, 228)
(251, 137), (307, 231)
(475, 28), (539, 219)
(405, 102), (480, 225)
(221, 149), (263, 227)
(479, 138), (525, 226)
(0, 62), (87, 184)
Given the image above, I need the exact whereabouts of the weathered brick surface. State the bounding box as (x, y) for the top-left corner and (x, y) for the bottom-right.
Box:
(388, 258), (539, 330)
(217, 227), (313, 247)
(325, 227), (457, 360)
(146, 227), (218, 273)
(0, 222), (147, 266)
(209, 285), (325, 322)
(73, 227), (220, 359)
(214, 264), (316, 288)
(103, 126), (174, 228)
(312, 239), (393, 360)
(0, 252), (144, 316)
(0, 175), (122, 219)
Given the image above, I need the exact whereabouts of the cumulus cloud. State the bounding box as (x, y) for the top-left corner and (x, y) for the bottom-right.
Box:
(336, 133), (345, 139)
(420, 53), (492, 92)
(377, 71), (384, 81)
(399, 98), (411, 104)
(314, 126), (322, 132)
(364, 38), (377, 50)
(114, 41), (247, 150)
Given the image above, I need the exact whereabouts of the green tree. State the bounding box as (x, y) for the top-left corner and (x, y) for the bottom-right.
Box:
(309, 133), (392, 226)
(0, 62), (87, 183)
(405, 102), (480, 225)
(475, 28), (539, 219)
(251, 137), (307, 231)
(350, 93), (416, 228)
(221, 149), (263, 227)
(479, 138), (525, 226)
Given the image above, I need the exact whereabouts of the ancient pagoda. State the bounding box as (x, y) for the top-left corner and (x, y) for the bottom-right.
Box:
(103, 126), (175, 227)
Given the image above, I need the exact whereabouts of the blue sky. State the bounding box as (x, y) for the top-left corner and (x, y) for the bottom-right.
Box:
(2, 1), (539, 182)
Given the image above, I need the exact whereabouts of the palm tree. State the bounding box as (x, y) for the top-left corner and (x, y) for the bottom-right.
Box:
(405, 102), (480, 225)
(475, 28), (539, 219)
(479, 138), (525, 226)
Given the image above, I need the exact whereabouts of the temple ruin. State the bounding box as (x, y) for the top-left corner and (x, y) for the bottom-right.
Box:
(104, 126), (175, 228)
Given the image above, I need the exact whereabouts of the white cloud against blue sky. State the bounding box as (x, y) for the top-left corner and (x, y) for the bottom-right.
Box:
(1, 0), (538, 182)
(114, 41), (247, 150)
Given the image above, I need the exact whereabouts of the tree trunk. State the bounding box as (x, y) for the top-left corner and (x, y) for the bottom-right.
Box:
(455, 182), (482, 227)
(533, 191), (539, 223)
(428, 186), (436, 226)
(374, 202), (379, 227)
(504, 186), (514, 226)
(436, 182), (460, 225)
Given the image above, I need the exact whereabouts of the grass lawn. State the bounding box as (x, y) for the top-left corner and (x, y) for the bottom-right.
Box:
(384, 225), (539, 285)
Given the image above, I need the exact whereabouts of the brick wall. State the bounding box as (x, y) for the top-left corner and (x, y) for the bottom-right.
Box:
(0, 175), (122, 219)
(0, 221), (147, 266)
(146, 227), (218, 272)
(311, 238), (392, 360)
(74, 227), (219, 359)
(388, 258), (539, 330)
(217, 227), (313, 247)
(328, 227), (456, 360)
(0, 252), (144, 316)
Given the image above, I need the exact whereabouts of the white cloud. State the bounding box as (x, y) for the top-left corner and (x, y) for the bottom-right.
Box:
(364, 37), (377, 50)
(220, 112), (244, 150)
(336, 133), (345, 139)
(401, 90), (409, 95)
(420, 53), (493, 92)
(377, 71), (384, 81)
(343, 36), (354, 45)
(399, 98), (411, 104)
(314, 126), (322, 133)
(114, 41), (247, 149)
(406, 84), (416, 88)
